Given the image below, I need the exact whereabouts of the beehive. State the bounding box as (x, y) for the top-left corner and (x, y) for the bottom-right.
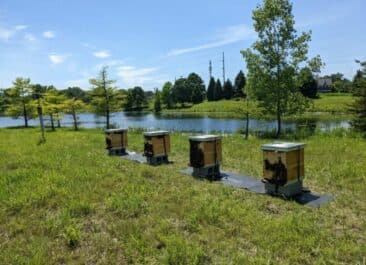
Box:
(261, 142), (305, 196)
(189, 135), (222, 178)
(105, 129), (128, 154)
(143, 131), (170, 158)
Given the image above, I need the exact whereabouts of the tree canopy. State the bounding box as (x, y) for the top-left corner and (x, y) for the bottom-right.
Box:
(242, 0), (322, 136)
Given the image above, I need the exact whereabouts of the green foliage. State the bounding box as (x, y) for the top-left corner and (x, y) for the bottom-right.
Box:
(124, 86), (148, 111)
(161, 82), (174, 109)
(223, 79), (234, 100)
(350, 61), (366, 135)
(213, 79), (223, 101)
(234, 70), (246, 98)
(5, 77), (36, 127)
(242, 0), (322, 136)
(298, 68), (318, 99)
(89, 66), (122, 129)
(206, 77), (215, 101)
(171, 77), (189, 104)
(154, 89), (162, 113)
(187, 73), (206, 104)
(62, 87), (90, 103)
(63, 98), (86, 131)
(64, 225), (80, 249)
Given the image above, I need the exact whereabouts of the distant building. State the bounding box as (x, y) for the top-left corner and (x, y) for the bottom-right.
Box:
(316, 77), (332, 92)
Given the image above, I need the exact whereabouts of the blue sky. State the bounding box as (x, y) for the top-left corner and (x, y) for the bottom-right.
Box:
(0, 0), (365, 90)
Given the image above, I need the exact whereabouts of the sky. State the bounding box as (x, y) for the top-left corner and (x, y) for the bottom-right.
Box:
(0, 0), (365, 90)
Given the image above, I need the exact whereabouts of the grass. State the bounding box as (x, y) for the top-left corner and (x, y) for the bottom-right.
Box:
(162, 93), (357, 119)
(0, 128), (365, 264)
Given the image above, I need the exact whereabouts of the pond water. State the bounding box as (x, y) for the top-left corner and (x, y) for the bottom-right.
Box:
(0, 112), (350, 133)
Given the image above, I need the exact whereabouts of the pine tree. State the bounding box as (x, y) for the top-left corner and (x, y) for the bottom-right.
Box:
(154, 89), (162, 113)
(351, 60), (366, 135)
(207, 77), (216, 101)
(223, 79), (234, 100)
(213, 79), (223, 101)
(234, 71), (246, 98)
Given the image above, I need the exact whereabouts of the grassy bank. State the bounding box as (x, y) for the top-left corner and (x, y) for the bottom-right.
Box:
(162, 93), (356, 119)
(0, 128), (365, 264)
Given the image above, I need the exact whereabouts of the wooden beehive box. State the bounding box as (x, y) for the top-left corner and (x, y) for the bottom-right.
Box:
(189, 135), (222, 168)
(143, 131), (170, 157)
(261, 142), (305, 185)
(105, 129), (128, 150)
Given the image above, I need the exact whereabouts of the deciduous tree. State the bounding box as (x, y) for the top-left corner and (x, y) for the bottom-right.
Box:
(242, 0), (322, 136)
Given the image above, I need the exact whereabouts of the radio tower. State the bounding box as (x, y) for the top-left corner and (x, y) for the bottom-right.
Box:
(209, 60), (212, 79)
(222, 52), (226, 83)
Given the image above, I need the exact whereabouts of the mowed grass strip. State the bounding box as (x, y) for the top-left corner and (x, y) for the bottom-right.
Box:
(0, 128), (365, 264)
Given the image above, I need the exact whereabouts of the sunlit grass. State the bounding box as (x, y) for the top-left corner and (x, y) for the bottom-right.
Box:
(0, 128), (365, 264)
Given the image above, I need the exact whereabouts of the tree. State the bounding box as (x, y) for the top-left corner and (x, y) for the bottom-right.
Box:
(234, 71), (246, 98)
(171, 77), (189, 105)
(353, 70), (364, 96)
(5, 77), (34, 127)
(154, 89), (162, 113)
(64, 98), (86, 131)
(161, 82), (174, 108)
(0, 89), (6, 115)
(42, 88), (66, 131)
(351, 60), (366, 135)
(63, 87), (90, 103)
(213, 79), (223, 101)
(223, 79), (234, 99)
(207, 77), (216, 101)
(242, 0), (322, 137)
(187, 72), (206, 104)
(124, 86), (148, 111)
(298, 68), (318, 98)
(89, 66), (119, 129)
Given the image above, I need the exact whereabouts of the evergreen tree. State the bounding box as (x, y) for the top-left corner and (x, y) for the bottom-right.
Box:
(64, 98), (86, 131)
(161, 82), (173, 108)
(187, 72), (206, 104)
(351, 60), (366, 135)
(223, 79), (234, 100)
(234, 70), (246, 98)
(213, 79), (223, 101)
(154, 89), (162, 113)
(207, 77), (216, 101)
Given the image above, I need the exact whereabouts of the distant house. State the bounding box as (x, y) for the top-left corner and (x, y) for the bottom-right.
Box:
(316, 77), (332, 92)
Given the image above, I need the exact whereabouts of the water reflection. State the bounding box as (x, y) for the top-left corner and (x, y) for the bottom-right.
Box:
(0, 112), (350, 133)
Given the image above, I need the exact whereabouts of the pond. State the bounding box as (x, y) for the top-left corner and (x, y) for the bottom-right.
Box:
(0, 112), (350, 133)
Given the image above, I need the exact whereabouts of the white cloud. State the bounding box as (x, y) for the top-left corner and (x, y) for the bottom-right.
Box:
(24, 33), (37, 42)
(117, 65), (165, 88)
(49, 53), (66, 64)
(43, 31), (55, 38)
(65, 78), (89, 88)
(0, 24), (28, 41)
(15, 25), (28, 31)
(93, 50), (111, 58)
(167, 24), (254, 56)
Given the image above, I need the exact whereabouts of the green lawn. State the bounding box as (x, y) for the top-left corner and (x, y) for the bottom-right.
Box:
(162, 93), (357, 119)
(0, 128), (365, 264)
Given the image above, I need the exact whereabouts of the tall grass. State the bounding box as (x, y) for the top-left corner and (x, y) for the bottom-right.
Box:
(0, 128), (365, 264)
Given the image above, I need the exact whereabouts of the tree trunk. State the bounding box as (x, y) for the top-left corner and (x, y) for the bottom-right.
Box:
(50, 114), (55, 131)
(23, 103), (28, 128)
(245, 112), (249, 140)
(72, 109), (78, 131)
(56, 113), (61, 128)
(276, 112), (282, 138)
(37, 105), (45, 142)
(106, 107), (110, 129)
